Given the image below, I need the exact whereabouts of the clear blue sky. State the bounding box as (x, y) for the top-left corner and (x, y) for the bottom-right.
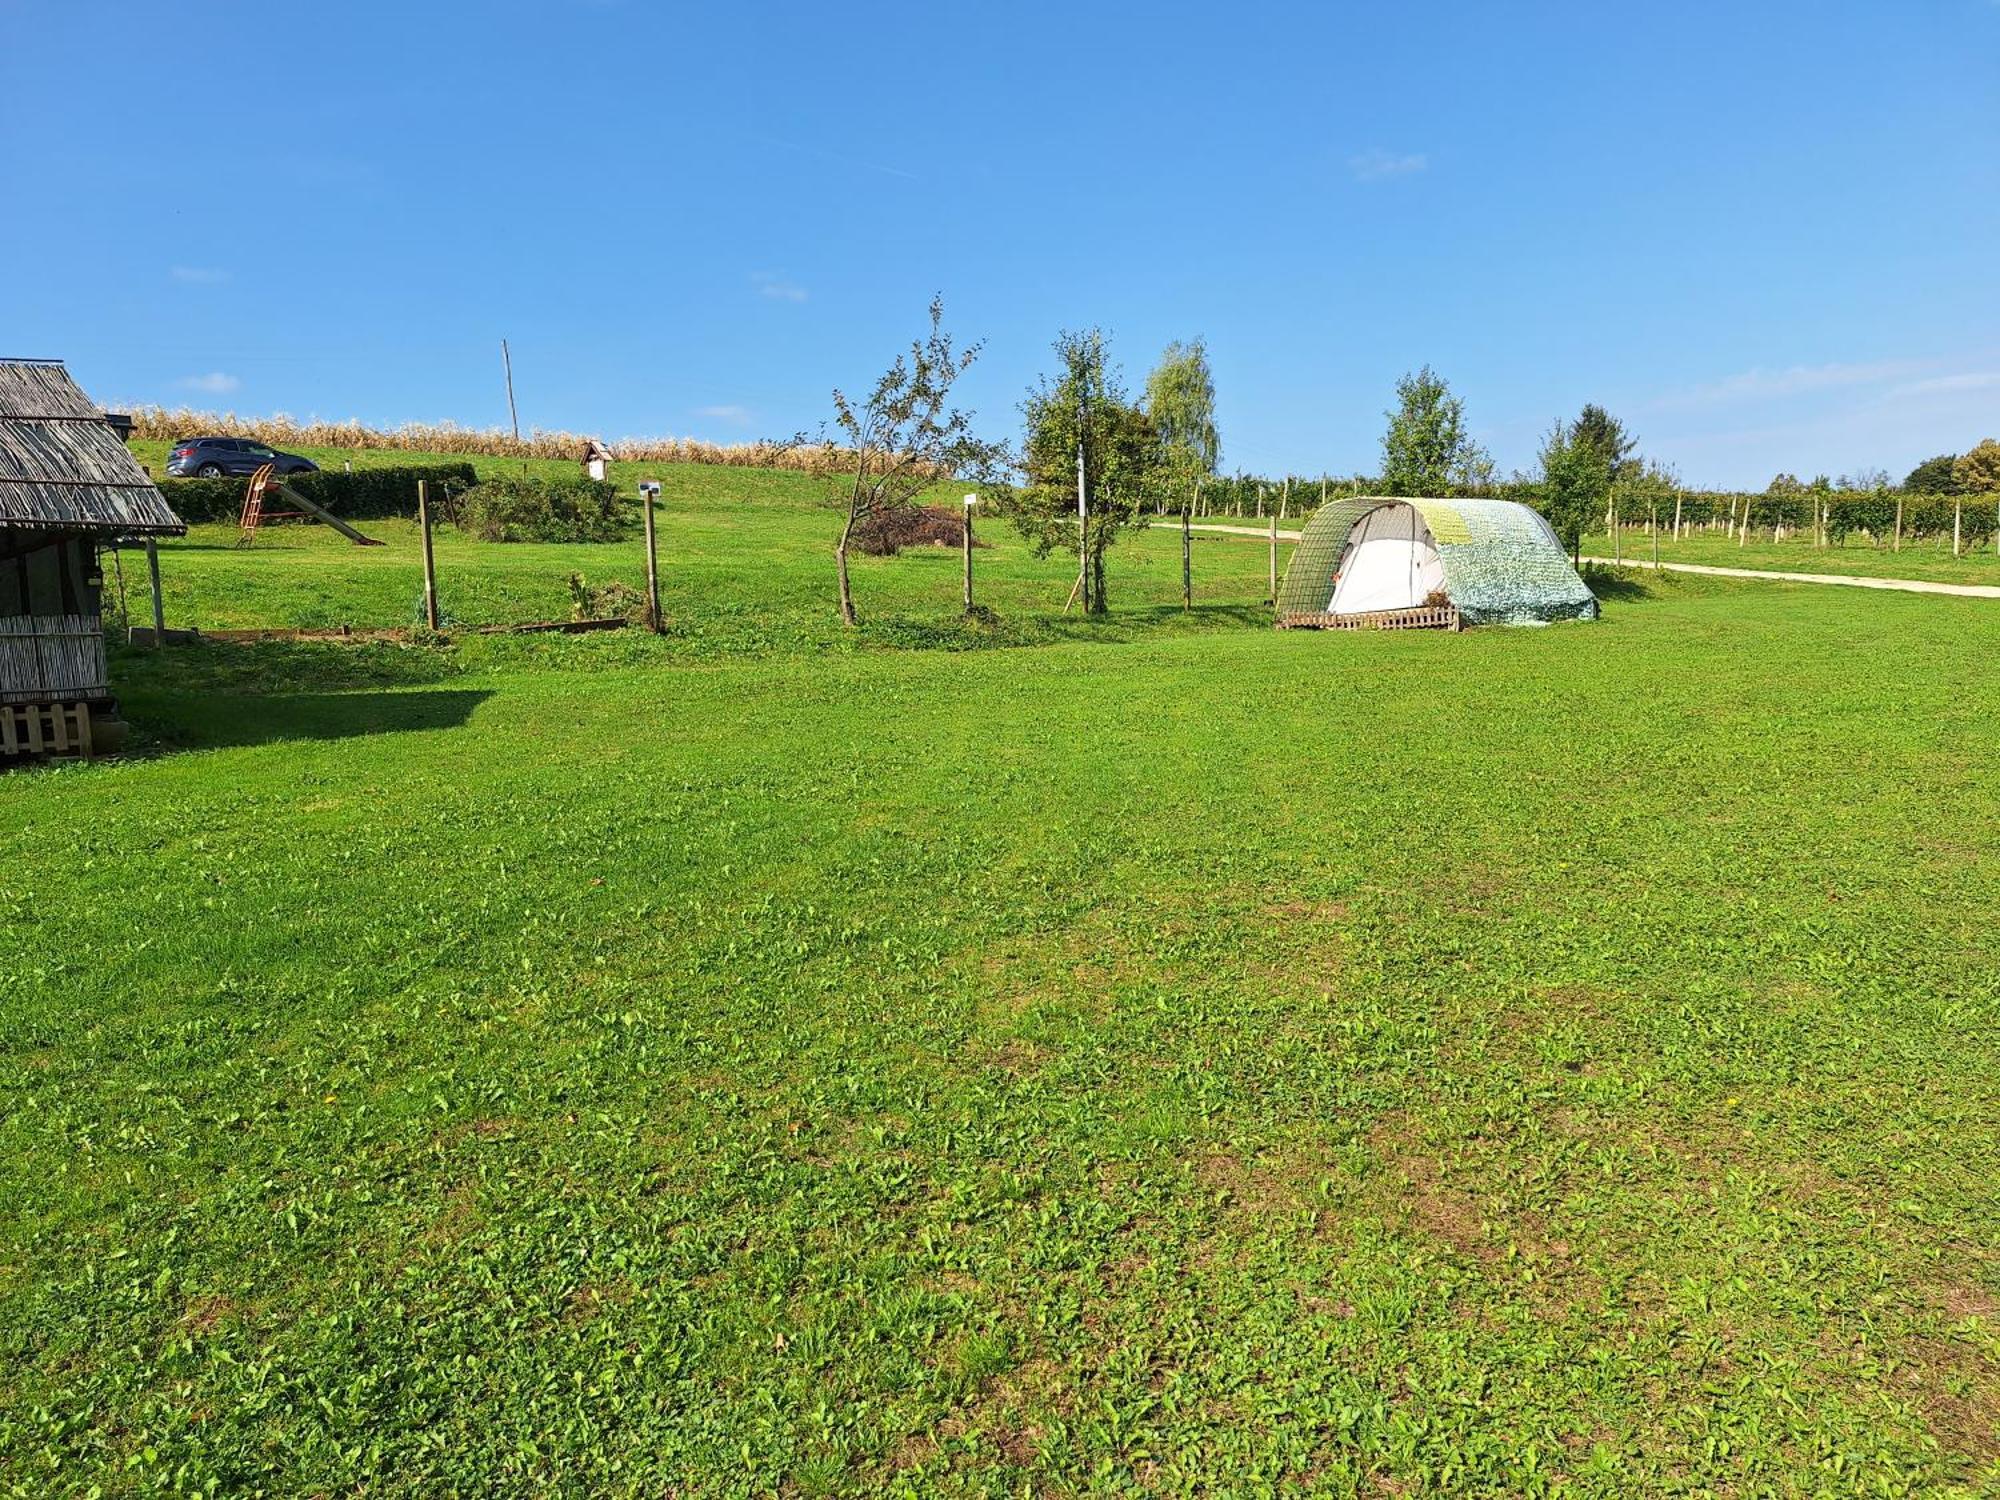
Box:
(4, 0), (1995, 488)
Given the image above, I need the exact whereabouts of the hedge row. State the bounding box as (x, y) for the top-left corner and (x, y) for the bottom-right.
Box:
(157, 463), (480, 524)
(457, 476), (628, 543)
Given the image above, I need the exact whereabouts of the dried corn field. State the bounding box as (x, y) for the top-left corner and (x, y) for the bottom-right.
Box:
(123, 407), (828, 471)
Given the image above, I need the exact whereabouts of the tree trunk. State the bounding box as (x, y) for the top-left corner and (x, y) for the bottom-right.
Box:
(836, 510), (859, 626)
(1090, 551), (1107, 615)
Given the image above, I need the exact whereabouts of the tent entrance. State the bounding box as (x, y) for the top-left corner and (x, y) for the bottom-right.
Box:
(1328, 503), (1446, 615)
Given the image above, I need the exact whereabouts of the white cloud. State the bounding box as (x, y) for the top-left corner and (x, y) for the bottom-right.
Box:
(1886, 371), (2000, 399)
(751, 271), (808, 303)
(1348, 149), (1428, 182)
(170, 265), (229, 284)
(1652, 358), (1926, 408)
(175, 372), (241, 396)
(1636, 355), (2000, 487)
(696, 403), (753, 425)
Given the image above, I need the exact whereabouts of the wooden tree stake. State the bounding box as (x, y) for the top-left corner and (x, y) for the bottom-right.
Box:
(418, 479), (440, 631)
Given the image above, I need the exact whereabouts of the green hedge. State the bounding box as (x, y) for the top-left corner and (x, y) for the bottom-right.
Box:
(456, 475), (629, 543)
(157, 464), (480, 524)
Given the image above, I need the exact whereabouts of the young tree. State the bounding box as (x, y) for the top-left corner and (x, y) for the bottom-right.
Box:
(1144, 339), (1220, 510)
(1013, 330), (1160, 614)
(1534, 417), (1609, 564)
(818, 298), (1009, 626)
(1571, 404), (1640, 480)
(1379, 367), (1490, 496)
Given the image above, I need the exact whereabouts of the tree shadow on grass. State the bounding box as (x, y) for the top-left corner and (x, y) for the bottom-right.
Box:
(106, 638), (490, 754)
(122, 687), (493, 753)
(1581, 563), (1668, 603)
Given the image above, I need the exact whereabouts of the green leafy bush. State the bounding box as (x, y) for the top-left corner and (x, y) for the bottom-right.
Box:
(457, 476), (629, 543)
(157, 464), (479, 524)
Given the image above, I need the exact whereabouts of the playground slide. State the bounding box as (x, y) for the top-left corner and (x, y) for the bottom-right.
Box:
(274, 481), (385, 546)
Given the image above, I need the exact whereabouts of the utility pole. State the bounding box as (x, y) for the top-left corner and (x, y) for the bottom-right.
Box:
(501, 339), (521, 447)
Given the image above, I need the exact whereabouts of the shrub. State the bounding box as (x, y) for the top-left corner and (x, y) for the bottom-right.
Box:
(156, 464), (479, 524)
(457, 477), (628, 543)
(853, 503), (986, 556)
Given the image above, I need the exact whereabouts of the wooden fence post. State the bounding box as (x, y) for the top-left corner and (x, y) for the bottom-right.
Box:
(1181, 506), (1191, 612)
(1267, 509), (1278, 608)
(145, 537), (165, 646)
(418, 479), (440, 630)
(642, 484), (663, 631)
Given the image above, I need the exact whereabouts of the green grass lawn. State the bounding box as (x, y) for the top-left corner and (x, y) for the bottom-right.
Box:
(3, 461), (1998, 1495)
(1585, 523), (2000, 586)
(126, 460), (1277, 654)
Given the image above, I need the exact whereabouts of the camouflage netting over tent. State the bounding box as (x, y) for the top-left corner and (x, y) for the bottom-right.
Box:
(1277, 496), (1598, 627)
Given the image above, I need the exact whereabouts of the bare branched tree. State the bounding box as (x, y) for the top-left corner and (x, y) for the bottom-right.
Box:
(818, 298), (1010, 626)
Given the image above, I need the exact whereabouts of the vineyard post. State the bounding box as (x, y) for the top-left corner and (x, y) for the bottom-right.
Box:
(1953, 496), (1963, 558)
(1739, 495), (1751, 548)
(1672, 489), (1683, 542)
(1893, 494), (1903, 553)
(1651, 498), (1660, 569)
(1613, 497), (1621, 564)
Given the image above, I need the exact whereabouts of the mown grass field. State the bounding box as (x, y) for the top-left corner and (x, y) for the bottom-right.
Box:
(3, 456), (1997, 1496)
(1581, 524), (2000, 586)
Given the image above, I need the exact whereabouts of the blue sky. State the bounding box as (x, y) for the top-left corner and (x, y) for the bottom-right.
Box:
(4, 0), (1996, 488)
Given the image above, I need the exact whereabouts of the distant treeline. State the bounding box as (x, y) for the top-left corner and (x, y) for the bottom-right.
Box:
(1169, 472), (1998, 546)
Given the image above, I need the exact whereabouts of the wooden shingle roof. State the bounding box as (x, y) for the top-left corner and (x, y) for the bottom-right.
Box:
(0, 361), (185, 536)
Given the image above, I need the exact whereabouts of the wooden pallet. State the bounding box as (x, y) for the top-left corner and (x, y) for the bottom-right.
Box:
(0, 700), (93, 758)
(1277, 604), (1462, 632)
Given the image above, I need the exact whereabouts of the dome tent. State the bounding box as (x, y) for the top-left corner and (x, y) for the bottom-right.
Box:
(1276, 496), (1598, 628)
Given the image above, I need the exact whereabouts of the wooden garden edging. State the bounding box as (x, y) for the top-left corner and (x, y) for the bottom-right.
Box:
(1277, 604), (1462, 632)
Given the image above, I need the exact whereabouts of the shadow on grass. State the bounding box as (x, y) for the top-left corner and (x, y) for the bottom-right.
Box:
(124, 687), (493, 753)
(111, 638), (463, 697)
(1581, 563), (1671, 603)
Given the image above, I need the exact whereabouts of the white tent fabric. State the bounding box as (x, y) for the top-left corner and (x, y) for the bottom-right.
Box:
(1328, 503), (1445, 614)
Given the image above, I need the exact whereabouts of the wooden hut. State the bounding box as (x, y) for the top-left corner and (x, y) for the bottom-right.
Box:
(0, 359), (185, 756)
